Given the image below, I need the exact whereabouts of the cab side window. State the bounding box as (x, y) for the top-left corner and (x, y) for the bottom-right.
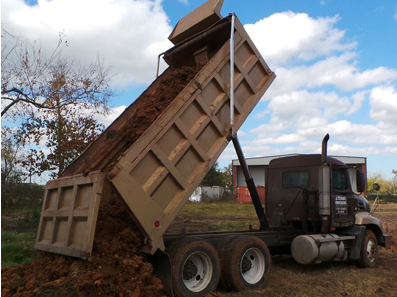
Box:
(282, 171), (309, 188)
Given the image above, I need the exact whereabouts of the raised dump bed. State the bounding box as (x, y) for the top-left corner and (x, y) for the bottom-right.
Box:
(35, 1), (276, 258)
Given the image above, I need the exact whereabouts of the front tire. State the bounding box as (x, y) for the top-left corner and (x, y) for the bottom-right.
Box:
(357, 229), (378, 268)
(167, 239), (221, 297)
(220, 236), (271, 291)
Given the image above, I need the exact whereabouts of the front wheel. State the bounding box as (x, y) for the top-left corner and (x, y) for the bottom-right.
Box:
(357, 229), (378, 268)
(167, 239), (221, 297)
(220, 236), (271, 291)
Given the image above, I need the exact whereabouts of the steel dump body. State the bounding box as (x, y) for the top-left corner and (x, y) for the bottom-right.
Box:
(35, 13), (275, 258)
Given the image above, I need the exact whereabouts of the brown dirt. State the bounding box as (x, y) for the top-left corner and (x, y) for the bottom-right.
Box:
(62, 65), (201, 176)
(123, 66), (199, 148)
(1, 186), (166, 297)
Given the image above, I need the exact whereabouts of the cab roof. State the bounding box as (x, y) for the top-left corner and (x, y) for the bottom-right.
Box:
(268, 154), (346, 169)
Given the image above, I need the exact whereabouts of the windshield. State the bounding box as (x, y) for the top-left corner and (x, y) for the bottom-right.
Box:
(332, 169), (349, 191)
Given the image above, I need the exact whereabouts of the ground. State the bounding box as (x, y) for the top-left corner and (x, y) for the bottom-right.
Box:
(2, 201), (396, 297)
(169, 202), (397, 297)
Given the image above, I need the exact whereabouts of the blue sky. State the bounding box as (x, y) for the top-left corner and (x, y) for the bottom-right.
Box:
(2, 0), (397, 180)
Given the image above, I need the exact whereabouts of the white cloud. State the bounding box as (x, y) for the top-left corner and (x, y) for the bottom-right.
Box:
(385, 146), (397, 154)
(264, 53), (397, 99)
(251, 134), (305, 146)
(94, 105), (126, 127)
(245, 12), (356, 66)
(241, 10), (397, 175)
(370, 86), (397, 125)
(2, 0), (173, 87)
(263, 90), (351, 130)
(347, 91), (366, 115)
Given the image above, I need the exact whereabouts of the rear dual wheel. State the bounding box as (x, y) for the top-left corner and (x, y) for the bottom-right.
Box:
(168, 239), (220, 297)
(220, 236), (271, 291)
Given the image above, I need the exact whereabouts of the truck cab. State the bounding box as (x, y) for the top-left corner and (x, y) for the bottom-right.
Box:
(265, 149), (389, 267)
(265, 154), (370, 232)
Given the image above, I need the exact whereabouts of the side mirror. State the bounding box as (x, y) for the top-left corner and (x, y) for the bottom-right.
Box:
(373, 183), (381, 191)
(356, 169), (366, 193)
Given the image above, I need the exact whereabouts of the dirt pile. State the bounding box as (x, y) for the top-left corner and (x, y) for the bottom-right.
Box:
(123, 66), (199, 148)
(1, 184), (166, 297)
(63, 65), (200, 176)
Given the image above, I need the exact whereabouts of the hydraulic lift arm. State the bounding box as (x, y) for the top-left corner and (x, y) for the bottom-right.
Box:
(230, 132), (269, 230)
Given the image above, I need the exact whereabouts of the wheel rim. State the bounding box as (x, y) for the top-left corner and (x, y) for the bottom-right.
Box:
(240, 247), (265, 284)
(182, 251), (213, 292)
(366, 238), (377, 263)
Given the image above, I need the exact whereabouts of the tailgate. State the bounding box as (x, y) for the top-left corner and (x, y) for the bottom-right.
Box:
(35, 171), (105, 258)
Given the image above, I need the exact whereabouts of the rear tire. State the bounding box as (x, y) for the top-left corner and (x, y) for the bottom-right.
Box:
(167, 239), (220, 297)
(220, 236), (271, 291)
(357, 229), (378, 268)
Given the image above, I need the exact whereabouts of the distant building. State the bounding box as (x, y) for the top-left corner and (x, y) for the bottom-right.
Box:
(232, 155), (367, 204)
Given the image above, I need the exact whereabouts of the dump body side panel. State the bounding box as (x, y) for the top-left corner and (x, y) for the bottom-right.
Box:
(109, 18), (275, 254)
(35, 171), (105, 258)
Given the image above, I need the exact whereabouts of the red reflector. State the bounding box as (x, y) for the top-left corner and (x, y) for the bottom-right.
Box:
(155, 221), (160, 227)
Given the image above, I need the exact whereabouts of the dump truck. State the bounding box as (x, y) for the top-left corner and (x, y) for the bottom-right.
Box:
(35, 1), (390, 296)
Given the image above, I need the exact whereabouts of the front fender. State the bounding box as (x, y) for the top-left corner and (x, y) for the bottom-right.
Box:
(355, 212), (383, 229)
(355, 212), (390, 248)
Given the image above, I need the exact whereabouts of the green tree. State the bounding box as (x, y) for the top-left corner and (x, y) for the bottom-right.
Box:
(367, 173), (396, 194)
(201, 162), (232, 191)
(391, 170), (397, 195)
(222, 163), (233, 192)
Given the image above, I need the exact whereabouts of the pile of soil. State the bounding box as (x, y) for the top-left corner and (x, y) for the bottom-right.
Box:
(1, 186), (166, 297)
(123, 65), (199, 148)
(63, 65), (201, 176)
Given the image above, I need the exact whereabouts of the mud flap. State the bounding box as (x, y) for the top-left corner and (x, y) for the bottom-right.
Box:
(383, 234), (391, 249)
(150, 251), (174, 297)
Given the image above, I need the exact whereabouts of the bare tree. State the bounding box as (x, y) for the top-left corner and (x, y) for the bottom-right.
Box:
(1, 25), (113, 178)
(1, 26), (112, 118)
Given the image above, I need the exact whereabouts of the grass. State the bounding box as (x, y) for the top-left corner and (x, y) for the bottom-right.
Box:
(2, 204), (42, 267)
(1, 231), (40, 267)
(181, 201), (257, 217)
(169, 201), (261, 233)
